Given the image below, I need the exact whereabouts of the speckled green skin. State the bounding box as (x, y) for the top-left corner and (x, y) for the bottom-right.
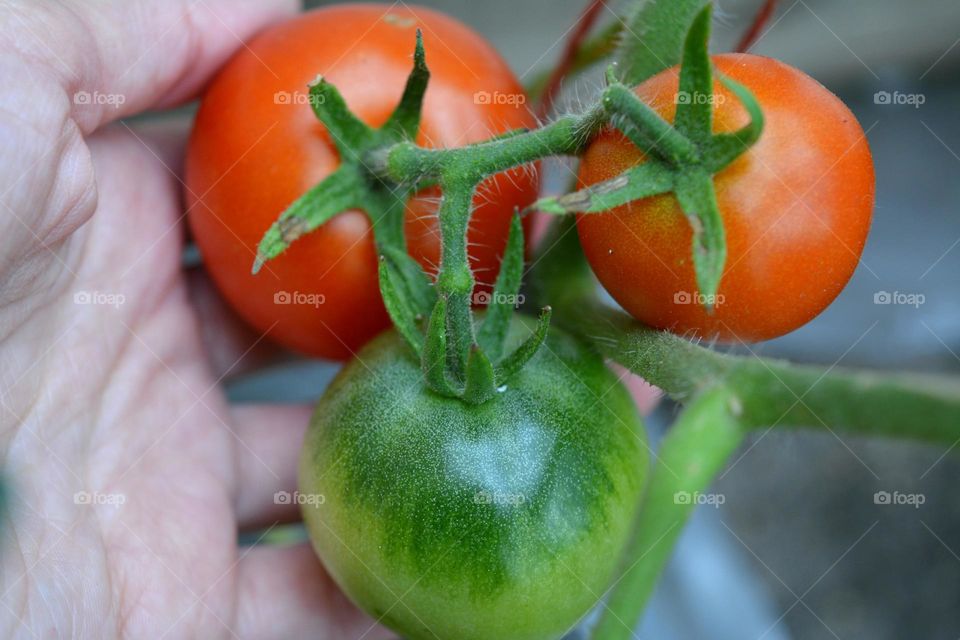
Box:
(300, 317), (647, 640)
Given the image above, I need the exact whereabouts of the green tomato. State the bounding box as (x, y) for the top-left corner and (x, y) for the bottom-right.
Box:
(300, 316), (648, 640)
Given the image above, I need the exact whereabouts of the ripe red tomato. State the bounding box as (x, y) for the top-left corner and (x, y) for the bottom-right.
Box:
(577, 54), (874, 342)
(186, 5), (538, 359)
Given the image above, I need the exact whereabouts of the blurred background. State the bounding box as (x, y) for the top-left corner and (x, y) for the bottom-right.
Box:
(233, 1), (960, 638)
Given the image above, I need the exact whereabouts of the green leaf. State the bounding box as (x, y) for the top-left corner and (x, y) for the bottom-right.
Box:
(382, 30), (430, 141)
(462, 345), (497, 404)
(528, 160), (675, 216)
(616, 0), (710, 85)
(308, 76), (374, 155)
(422, 296), (458, 397)
(495, 307), (552, 384)
(477, 214), (524, 359)
(378, 254), (425, 355)
(252, 166), (362, 273)
(672, 169), (726, 307)
(673, 5), (714, 142)
(702, 73), (765, 172)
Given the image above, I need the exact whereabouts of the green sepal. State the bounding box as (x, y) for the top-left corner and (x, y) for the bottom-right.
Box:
(529, 161), (675, 216)
(495, 306), (552, 384)
(422, 296), (458, 397)
(673, 169), (725, 309)
(673, 5), (714, 142)
(477, 213), (524, 359)
(382, 30), (430, 141)
(462, 345), (498, 405)
(444, 290), (475, 380)
(605, 85), (698, 164)
(378, 254), (425, 355)
(702, 74), (765, 172)
(308, 77), (374, 155)
(252, 166), (363, 273)
(381, 244), (436, 315)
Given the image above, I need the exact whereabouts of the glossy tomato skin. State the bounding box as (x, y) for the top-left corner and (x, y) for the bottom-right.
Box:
(577, 54), (874, 342)
(186, 5), (538, 359)
(300, 317), (647, 640)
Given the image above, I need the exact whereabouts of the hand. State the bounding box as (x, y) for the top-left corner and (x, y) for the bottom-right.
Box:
(0, 1), (388, 637)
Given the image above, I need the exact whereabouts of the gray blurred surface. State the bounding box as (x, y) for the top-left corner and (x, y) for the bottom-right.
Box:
(239, 1), (960, 638)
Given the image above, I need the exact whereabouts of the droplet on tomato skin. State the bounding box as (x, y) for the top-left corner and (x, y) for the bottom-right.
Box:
(608, 248), (614, 255)
(497, 385), (508, 393)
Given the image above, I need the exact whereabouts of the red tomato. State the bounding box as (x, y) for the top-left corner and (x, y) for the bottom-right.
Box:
(186, 4), (538, 359)
(577, 54), (874, 342)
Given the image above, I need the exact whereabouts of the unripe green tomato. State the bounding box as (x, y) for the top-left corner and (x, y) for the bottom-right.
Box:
(300, 316), (648, 640)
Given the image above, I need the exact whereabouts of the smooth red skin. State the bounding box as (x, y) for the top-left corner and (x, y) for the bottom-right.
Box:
(577, 54), (875, 342)
(186, 4), (538, 359)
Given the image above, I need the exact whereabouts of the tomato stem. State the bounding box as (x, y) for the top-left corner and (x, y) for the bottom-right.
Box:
(536, 0), (606, 119)
(736, 0), (778, 53)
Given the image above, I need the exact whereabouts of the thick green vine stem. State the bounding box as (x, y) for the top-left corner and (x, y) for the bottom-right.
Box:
(592, 387), (745, 639)
(531, 216), (960, 446)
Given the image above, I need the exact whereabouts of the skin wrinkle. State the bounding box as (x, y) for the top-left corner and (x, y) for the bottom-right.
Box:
(0, 73), (96, 326)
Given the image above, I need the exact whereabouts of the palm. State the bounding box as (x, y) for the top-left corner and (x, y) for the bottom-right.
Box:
(0, 1), (389, 638)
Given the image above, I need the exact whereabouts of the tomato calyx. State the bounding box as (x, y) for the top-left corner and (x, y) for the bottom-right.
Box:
(530, 5), (764, 308)
(250, 30), (551, 404)
(252, 32), (431, 274)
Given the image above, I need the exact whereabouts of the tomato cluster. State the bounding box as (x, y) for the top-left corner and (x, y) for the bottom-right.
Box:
(185, 4), (875, 640)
